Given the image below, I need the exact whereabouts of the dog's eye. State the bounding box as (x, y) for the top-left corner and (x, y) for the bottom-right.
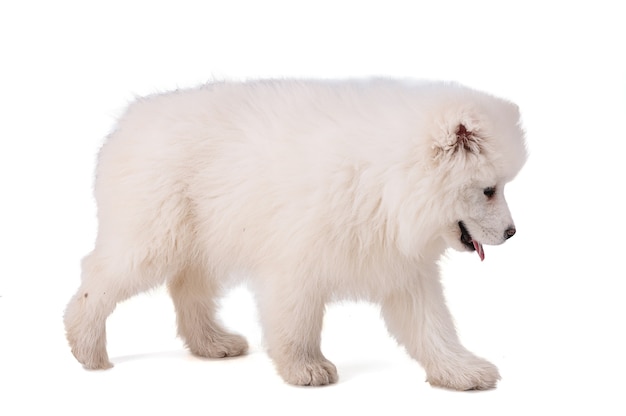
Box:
(483, 187), (496, 198)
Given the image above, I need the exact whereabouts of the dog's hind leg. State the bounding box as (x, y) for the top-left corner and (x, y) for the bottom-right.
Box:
(167, 266), (248, 359)
(63, 250), (169, 369)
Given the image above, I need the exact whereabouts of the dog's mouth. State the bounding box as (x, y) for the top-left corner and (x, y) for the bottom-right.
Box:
(458, 221), (485, 261)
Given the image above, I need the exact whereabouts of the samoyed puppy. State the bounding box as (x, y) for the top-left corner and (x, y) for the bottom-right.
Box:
(64, 79), (527, 390)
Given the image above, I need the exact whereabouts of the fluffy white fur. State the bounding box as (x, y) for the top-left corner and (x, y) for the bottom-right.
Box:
(64, 79), (527, 390)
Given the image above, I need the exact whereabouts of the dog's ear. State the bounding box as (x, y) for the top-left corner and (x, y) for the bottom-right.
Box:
(431, 121), (482, 162)
(454, 123), (481, 153)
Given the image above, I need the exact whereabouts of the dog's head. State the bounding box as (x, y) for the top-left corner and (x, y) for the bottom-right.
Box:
(428, 92), (527, 261)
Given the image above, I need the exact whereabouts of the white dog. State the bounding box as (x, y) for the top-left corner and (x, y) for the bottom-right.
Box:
(64, 79), (527, 390)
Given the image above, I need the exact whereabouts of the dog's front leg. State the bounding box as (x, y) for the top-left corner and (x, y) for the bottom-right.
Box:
(381, 269), (500, 390)
(255, 276), (338, 386)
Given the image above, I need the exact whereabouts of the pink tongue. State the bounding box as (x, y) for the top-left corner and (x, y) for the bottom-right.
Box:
(473, 240), (485, 261)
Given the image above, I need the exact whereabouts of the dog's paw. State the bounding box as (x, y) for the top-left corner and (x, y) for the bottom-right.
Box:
(189, 332), (249, 358)
(277, 358), (338, 386)
(69, 343), (113, 370)
(426, 356), (500, 391)
(65, 326), (113, 369)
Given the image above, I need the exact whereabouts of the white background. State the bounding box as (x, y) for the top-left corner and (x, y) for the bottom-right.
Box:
(1, 1), (625, 414)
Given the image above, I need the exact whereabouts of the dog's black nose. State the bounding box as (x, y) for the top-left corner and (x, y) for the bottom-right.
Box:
(505, 226), (516, 239)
